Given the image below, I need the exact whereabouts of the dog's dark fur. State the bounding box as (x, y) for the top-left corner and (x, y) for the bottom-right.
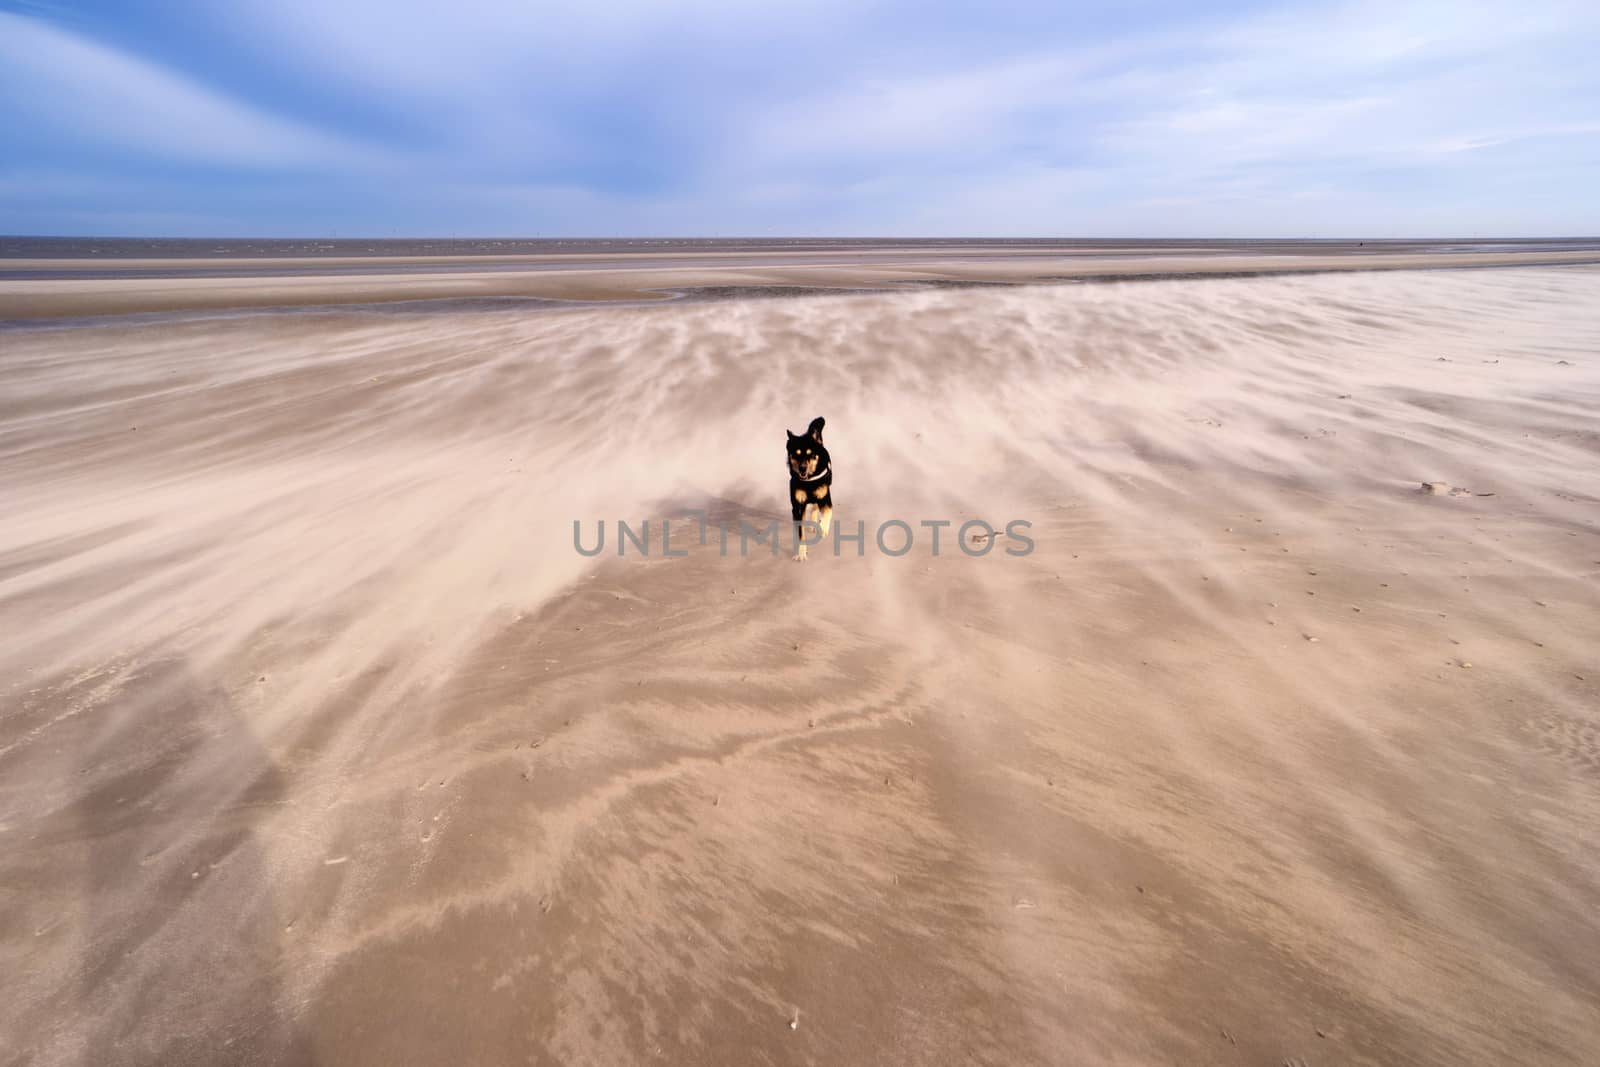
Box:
(786, 416), (832, 561)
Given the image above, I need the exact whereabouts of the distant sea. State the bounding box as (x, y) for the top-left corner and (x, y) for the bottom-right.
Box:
(6, 236), (1600, 259)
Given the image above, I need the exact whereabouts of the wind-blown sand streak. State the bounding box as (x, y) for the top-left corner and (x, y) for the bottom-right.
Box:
(1, 267), (1598, 1066)
(5, 246), (1600, 320)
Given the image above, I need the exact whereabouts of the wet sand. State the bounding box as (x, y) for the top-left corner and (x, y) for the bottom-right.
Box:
(5, 238), (1600, 320)
(2, 265), (1599, 1065)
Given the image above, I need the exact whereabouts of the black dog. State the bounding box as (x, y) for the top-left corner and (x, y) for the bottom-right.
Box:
(786, 416), (832, 561)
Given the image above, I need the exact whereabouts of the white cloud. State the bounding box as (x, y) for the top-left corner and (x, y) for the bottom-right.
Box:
(700, 0), (1600, 234)
(226, 0), (865, 103)
(0, 12), (381, 170)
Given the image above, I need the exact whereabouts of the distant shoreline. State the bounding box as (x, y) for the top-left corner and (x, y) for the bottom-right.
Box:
(7, 235), (1600, 265)
(4, 242), (1600, 324)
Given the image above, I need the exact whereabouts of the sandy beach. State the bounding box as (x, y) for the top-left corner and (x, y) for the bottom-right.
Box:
(2, 260), (1599, 1066)
(5, 238), (1600, 320)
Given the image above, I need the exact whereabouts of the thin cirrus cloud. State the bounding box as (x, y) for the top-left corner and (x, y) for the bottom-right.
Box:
(1, 0), (1597, 236)
(0, 12), (382, 172)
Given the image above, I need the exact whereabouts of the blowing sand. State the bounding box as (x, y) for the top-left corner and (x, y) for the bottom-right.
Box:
(2, 267), (1599, 1066)
(5, 243), (1600, 320)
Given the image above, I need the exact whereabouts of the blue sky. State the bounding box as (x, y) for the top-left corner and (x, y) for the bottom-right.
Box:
(2, 0), (1597, 236)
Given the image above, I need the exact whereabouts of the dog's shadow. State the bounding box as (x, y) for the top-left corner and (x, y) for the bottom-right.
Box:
(651, 484), (790, 527)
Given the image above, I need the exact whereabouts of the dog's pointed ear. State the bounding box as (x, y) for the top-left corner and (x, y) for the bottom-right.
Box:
(806, 416), (825, 442)
(787, 429), (798, 442)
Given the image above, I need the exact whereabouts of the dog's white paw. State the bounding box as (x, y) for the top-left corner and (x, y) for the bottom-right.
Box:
(792, 549), (808, 562)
